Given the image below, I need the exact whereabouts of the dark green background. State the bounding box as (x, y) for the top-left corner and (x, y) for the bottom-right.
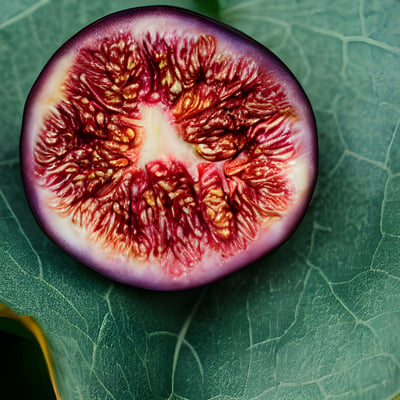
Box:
(1, 0), (400, 399)
(0, 319), (55, 399)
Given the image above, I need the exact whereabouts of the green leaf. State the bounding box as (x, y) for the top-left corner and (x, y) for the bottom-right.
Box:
(1, 0), (400, 399)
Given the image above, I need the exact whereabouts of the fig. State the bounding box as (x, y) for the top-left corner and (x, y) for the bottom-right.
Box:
(21, 6), (317, 290)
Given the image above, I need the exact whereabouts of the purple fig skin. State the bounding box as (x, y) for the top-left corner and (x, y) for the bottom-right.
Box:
(21, 6), (318, 290)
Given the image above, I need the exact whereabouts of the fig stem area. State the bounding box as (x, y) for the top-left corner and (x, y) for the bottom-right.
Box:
(137, 104), (205, 179)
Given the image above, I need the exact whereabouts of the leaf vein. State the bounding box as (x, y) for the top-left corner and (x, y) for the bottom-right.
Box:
(0, 188), (43, 278)
(0, 0), (49, 30)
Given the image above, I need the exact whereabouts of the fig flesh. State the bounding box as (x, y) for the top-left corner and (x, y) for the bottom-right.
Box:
(21, 6), (318, 290)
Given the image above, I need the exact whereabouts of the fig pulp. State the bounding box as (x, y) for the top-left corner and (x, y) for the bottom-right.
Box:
(21, 6), (318, 290)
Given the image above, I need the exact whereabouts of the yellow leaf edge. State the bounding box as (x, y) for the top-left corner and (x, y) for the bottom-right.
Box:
(0, 302), (61, 400)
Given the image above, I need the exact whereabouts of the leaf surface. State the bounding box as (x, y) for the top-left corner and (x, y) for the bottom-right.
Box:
(1, 0), (400, 399)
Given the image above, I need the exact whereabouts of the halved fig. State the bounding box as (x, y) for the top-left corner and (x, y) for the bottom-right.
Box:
(21, 6), (317, 290)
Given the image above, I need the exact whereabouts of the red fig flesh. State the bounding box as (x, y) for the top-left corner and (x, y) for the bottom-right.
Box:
(21, 6), (317, 290)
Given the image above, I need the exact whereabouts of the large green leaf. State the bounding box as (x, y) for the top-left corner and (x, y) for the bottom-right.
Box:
(1, 0), (400, 399)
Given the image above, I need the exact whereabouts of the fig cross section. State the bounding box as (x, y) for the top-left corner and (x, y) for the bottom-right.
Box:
(21, 6), (317, 290)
